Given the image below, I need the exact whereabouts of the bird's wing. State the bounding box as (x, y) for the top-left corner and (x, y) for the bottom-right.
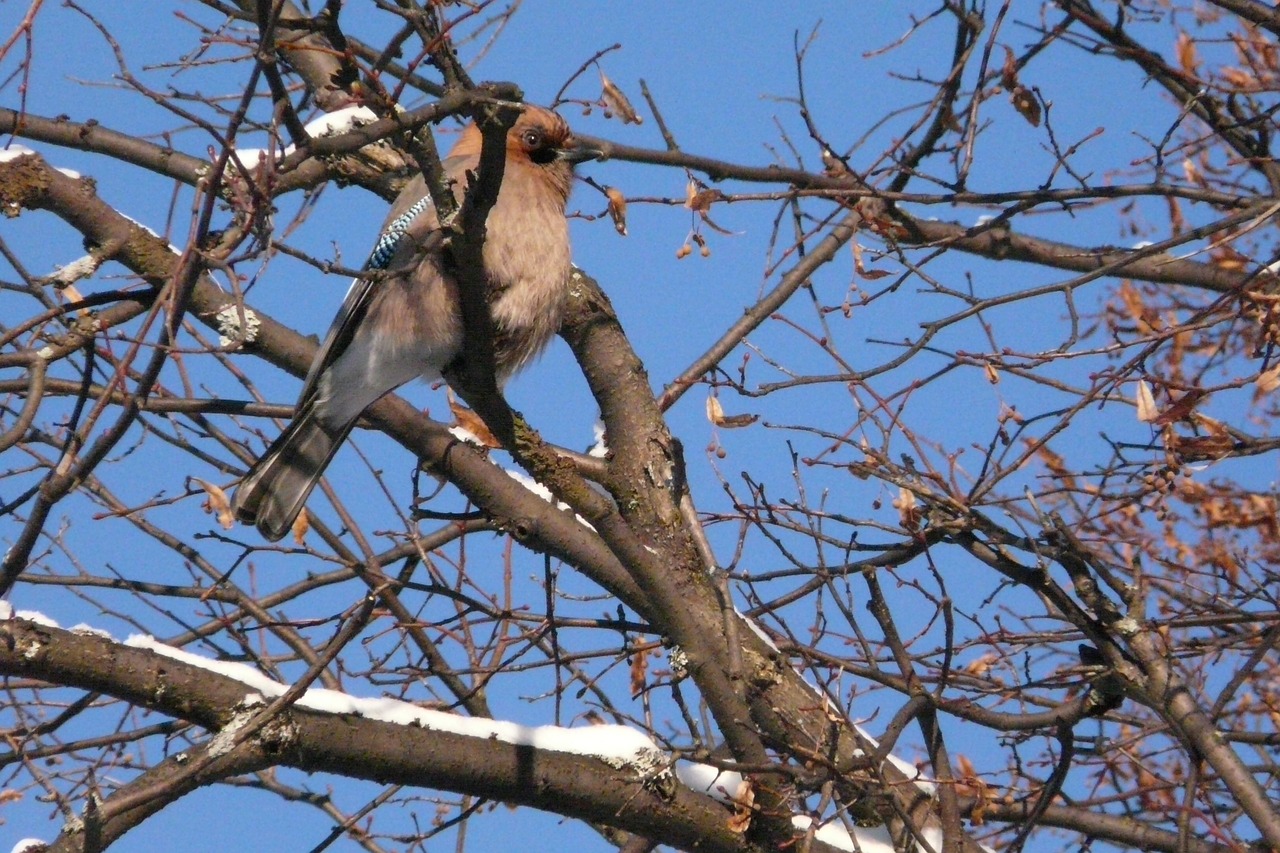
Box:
(295, 163), (466, 405)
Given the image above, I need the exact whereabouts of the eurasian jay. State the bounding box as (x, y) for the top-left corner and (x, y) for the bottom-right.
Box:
(233, 106), (600, 541)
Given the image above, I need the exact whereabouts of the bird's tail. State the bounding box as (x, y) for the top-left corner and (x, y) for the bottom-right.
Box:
(233, 405), (355, 542)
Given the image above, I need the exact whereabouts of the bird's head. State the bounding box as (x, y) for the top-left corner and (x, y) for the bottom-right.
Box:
(507, 106), (600, 165)
(451, 105), (601, 203)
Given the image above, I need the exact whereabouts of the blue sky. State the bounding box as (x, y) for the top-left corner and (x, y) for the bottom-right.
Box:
(0, 3), (1219, 851)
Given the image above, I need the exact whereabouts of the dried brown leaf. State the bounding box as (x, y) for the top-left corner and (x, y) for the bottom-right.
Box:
(706, 395), (758, 429)
(192, 478), (235, 530)
(892, 487), (920, 531)
(605, 186), (628, 236)
(448, 392), (501, 448)
(1175, 32), (1200, 76)
(1182, 157), (1203, 187)
(1210, 245), (1249, 271)
(1167, 195), (1184, 237)
(1151, 388), (1207, 426)
(963, 653), (998, 677)
(1219, 66), (1254, 89)
(1000, 46), (1020, 89)
(1010, 85), (1041, 127)
(292, 508), (310, 545)
(1192, 413), (1230, 438)
(687, 188), (723, 213)
(1256, 364), (1280, 394)
(598, 68), (643, 125)
(1119, 280), (1161, 334)
(1033, 443), (1069, 478)
(629, 646), (649, 697)
(855, 197), (909, 239)
(706, 395), (724, 425)
(852, 241), (891, 280)
(1135, 380), (1160, 424)
(966, 773), (992, 825)
(996, 45), (1039, 124)
(1167, 432), (1235, 462)
(726, 778), (755, 834)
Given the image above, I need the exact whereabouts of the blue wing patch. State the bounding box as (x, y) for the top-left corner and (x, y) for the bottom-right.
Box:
(366, 195), (432, 270)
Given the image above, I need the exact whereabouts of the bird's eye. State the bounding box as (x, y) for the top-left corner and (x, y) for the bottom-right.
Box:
(522, 127), (560, 164)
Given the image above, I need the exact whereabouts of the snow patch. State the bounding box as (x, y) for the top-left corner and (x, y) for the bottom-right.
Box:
(854, 722), (935, 794)
(0, 144), (37, 162)
(69, 623), (113, 639)
(588, 420), (609, 458)
(675, 761), (744, 799)
(6, 608), (60, 628)
(303, 105), (379, 139)
(736, 607), (779, 652)
(233, 106), (381, 170)
(791, 816), (943, 853)
(504, 469), (596, 531)
(9, 839), (48, 853)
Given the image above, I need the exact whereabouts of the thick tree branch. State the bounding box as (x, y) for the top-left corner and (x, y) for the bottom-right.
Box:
(0, 618), (838, 853)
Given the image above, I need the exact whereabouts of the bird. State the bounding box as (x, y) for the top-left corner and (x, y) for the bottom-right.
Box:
(233, 105), (600, 541)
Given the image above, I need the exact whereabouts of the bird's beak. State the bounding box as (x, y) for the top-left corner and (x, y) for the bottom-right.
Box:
(559, 138), (605, 165)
